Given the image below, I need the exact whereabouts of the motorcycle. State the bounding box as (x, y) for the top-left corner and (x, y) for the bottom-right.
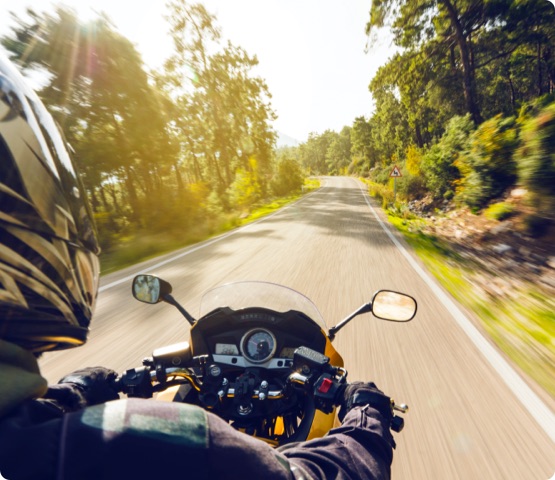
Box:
(117, 275), (417, 447)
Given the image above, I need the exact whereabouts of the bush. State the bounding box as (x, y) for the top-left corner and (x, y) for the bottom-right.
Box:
(228, 158), (263, 210)
(515, 101), (555, 218)
(456, 115), (518, 209)
(368, 182), (394, 208)
(485, 202), (515, 221)
(348, 156), (366, 175)
(270, 158), (303, 196)
(422, 115), (474, 199)
(398, 175), (427, 201)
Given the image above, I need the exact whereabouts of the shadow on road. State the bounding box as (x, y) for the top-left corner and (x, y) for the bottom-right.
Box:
(263, 186), (394, 248)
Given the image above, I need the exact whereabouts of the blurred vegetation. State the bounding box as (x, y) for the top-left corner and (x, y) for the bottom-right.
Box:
(386, 212), (555, 398)
(484, 202), (515, 221)
(2, 1), (309, 271)
(100, 178), (319, 274)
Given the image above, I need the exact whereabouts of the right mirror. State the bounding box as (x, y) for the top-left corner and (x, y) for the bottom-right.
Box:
(372, 290), (417, 322)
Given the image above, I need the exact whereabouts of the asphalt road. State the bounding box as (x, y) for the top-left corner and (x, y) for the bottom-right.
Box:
(40, 176), (555, 479)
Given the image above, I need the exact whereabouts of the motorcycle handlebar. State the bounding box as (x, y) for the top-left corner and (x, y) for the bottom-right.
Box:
(115, 363), (407, 431)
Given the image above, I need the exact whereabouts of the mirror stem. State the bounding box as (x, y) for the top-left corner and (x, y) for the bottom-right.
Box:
(163, 294), (196, 325)
(328, 302), (372, 341)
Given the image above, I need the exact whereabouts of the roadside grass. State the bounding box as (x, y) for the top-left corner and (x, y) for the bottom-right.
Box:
(484, 202), (515, 221)
(386, 211), (555, 398)
(99, 179), (320, 275)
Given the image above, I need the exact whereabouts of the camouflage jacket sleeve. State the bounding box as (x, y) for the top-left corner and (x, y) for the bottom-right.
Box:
(0, 399), (393, 480)
(0, 398), (293, 480)
(278, 405), (395, 480)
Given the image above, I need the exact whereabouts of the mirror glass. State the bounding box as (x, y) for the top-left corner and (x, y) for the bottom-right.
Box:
(133, 275), (162, 304)
(372, 290), (417, 322)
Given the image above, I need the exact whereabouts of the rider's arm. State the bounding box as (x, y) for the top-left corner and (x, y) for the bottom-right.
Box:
(0, 396), (393, 480)
(276, 382), (396, 480)
(277, 405), (395, 480)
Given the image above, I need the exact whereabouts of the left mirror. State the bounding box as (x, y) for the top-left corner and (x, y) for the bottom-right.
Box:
(132, 274), (170, 304)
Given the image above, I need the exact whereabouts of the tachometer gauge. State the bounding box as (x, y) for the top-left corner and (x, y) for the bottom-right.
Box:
(240, 328), (277, 363)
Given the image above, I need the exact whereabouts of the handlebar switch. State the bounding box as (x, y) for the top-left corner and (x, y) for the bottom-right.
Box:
(199, 363), (223, 409)
(313, 373), (342, 414)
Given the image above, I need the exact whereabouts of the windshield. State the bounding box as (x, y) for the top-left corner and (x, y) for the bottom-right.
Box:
(199, 282), (325, 328)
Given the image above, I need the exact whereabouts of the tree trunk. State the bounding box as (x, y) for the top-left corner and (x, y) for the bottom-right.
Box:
(441, 0), (482, 125)
(123, 165), (140, 223)
(99, 184), (111, 212)
(89, 187), (100, 213)
(508, 74), (516, 111)
(173, 162), (184, 191)
(106, 184), (121, 214)
(537, 42), (543, 96)
(415, 124), (424, 148)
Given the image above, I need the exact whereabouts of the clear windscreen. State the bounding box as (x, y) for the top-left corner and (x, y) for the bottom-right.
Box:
(199, 281), (325, 328)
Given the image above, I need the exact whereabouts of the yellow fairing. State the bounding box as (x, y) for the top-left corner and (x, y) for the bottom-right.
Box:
(155, 385), (182, 402)
(323, 333), (344, 369)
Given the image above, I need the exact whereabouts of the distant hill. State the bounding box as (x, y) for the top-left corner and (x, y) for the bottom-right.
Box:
(277, 132), (301, 147)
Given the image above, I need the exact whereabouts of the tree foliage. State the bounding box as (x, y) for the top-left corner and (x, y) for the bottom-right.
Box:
(161, 0), (276, 200)
(421, 115), (475, 199)
(515, 100), (555, 217)
(1, 2), (285, 252)
(270, 157), (304, 197)
(456, 115), (519, 208)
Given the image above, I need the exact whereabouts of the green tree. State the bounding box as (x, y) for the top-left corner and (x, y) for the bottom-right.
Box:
(350, 117), (375, 172)
(367, 0), (555, 129)
(367, 0), (485, 124)
(299, 130), (336, 174)
(2, 6), (179, 237)
(228, 158), (263, 210)
(270, 157), (304, 196)
(162, 0), (276, 202)
(326, 126), (352, 174)
(370, 90), (411, 165)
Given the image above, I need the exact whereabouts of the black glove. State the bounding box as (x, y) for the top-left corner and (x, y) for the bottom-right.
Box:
(47, 367), (120, 410)
(338, 381), (392, 423)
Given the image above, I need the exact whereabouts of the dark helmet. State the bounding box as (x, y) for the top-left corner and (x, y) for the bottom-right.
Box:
(0, 54), (100, 353)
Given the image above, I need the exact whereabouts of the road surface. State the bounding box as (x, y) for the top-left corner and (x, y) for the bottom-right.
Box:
(41, 176), (555, 479)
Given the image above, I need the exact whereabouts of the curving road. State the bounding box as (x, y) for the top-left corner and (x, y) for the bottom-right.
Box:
(40, 177), (555, 479)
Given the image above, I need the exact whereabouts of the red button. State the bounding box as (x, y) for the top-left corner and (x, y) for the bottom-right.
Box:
(318, 378), (333, 394)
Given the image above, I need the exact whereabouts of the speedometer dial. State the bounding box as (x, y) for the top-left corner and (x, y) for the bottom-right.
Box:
(240, 328), (277, 363)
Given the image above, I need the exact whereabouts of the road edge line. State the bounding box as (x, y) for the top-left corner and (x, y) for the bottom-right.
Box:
(355, 179), (555, 444)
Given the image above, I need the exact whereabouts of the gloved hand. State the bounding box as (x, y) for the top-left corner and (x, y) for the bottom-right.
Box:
(338, 381), (392, 423)
(46, 367), (119, 411)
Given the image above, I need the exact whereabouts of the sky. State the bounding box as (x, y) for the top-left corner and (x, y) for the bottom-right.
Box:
(0, 0), (397, 143)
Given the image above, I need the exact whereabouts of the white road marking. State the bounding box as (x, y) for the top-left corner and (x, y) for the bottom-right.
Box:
(354, 179), (555, 444)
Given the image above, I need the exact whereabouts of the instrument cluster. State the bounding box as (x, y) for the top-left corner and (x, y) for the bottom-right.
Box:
(212, 326), (299, 369)
(195, 308), (325, 370)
